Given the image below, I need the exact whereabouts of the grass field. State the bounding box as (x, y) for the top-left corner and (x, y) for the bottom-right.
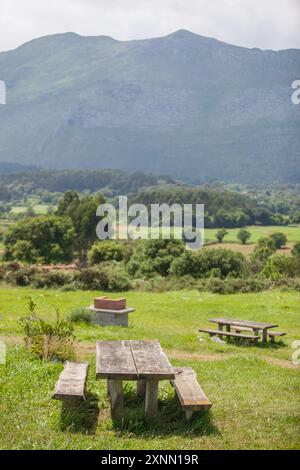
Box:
(10, 204), (54, 215)
(0, 287), (299, 450)
(205, 225), (300, 244)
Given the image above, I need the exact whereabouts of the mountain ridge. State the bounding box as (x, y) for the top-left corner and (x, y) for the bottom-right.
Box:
(0, 29), (299, 183)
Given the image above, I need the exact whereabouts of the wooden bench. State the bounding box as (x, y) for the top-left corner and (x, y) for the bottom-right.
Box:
(171, 367), (212, 421)
(268, 331), (286, 343)
(198, 328), (260, 344)
(52, 361), (89, 410)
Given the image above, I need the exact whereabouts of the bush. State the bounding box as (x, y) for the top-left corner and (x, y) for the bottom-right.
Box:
(19, 300), (75, 361)
(68, 308), (93, 324)
(88, 240), (124, 264)
(126, 239), (185, 278)
(73, 268), (110, 290)
(269, 232), (287, 249)
(204, 277), (272, 294)
(31, 270), (72, 288)
(261, 254), (298, 280)
(292, 242), (300, 258)
(170, 248), (246, 279)
(4, 266), (38, 286)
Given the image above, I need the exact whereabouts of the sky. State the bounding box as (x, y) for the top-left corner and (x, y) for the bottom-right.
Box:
(0, 0), (300, 53)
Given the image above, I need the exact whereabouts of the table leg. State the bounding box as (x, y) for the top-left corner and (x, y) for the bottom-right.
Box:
(262, 329), (268, 344)
(107, 380), (111, 397)
(145, 379), (159, 418)
(137, 379), (146, 398)
(109, 379), (123, 419)
(253, 329), (259, 345)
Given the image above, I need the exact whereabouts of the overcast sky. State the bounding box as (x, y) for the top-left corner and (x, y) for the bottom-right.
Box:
(0, 0), (300, 52)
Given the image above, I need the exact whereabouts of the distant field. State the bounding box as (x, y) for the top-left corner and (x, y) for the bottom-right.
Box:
(10, 204), (55, 215)
(205, 226), (300, 244)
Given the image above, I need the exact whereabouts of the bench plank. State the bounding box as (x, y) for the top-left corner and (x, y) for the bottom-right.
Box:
(130, 340), (175, 380)
(96, 340), (138, 380)
(268, 331), (286, 337)
(199, 328), (260, 340)
(171, 368), (212, 420)
(52, 361), (89, 400)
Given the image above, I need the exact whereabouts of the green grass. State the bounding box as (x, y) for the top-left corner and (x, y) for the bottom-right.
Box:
(205, 225), (300, 244)
(0, 286), (300, 449)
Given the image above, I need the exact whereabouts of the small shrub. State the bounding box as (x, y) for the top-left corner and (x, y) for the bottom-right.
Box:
(68, 308), (93, 324)
(19, 299), (75, 361)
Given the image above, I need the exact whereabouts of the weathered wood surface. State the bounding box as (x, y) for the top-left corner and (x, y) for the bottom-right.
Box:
(209, 318), (278, 330)
(199, 328), (260, 341)
(52, 361), (89, 400)
(145, 379), (159, 418)
(130, 340), (175, 380)
(171, 367), (212, 420)
(96, 339), (174, 380)
(268, 331), (286, 337)
(96, 340), (138, 380)
(268, 331), (286, 343)
(109, 379), (124, 419)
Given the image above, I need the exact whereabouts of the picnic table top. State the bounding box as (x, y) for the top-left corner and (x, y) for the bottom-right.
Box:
(96, 339), (175, 380)
(209, 318), (278, 330)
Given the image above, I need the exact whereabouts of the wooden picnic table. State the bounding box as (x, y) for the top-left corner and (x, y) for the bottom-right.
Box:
(96, 339), (175, 419)
(209, 318), (278, 343)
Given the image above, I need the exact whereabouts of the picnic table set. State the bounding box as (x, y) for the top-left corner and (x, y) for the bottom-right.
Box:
(51, 296), (286, 421)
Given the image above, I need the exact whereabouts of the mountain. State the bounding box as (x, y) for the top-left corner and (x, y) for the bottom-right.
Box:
(0, 30), (299, 183)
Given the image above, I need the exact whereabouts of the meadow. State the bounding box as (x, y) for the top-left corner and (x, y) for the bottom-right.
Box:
(0, 287), (299, 450)
(205, 225), (300, 244)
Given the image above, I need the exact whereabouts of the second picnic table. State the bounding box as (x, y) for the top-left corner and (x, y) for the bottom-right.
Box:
(209, 317), (279, 343)
(96, 339), (175, 419)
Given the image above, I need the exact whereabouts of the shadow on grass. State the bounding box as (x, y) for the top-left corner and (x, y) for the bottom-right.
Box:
(109, 383), (220, 438)
(222, 338), (287, 349)
(59, 392), (100, 435)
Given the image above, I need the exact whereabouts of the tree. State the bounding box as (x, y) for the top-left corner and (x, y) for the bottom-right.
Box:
(252, 236), (276, 264)
(57, 191), (105, 262)
(4, 215), (75, 264)
(269, 232), (287, 249)
(216, 229), (228, 243)
(237, 229), (251, 245)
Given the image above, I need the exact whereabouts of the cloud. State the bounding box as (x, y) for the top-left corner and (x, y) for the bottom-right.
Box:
(0, 0), (299, 52)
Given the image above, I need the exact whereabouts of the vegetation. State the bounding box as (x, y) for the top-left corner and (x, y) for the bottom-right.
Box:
(237, 228), (251, 245)
(216, 228), (228, 243)
(3, 216), (75, 264)
(0, 287), (299, 450)
(18, 298), (75, 361)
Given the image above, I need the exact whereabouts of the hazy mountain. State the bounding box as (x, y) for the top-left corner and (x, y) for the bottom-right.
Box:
(0, 29), (299, 183)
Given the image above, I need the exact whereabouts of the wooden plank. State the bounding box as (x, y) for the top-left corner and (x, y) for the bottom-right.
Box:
(171, 367), (212, 412)
(209, 318), (278, 329)
(52, 361), (89, 400)
(268, 331), (286, 337)
(130, 340), (175, 380)
(198, 328), (260, 340)
(96, 340), (138, 380)
(137, 379), (146, 398)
